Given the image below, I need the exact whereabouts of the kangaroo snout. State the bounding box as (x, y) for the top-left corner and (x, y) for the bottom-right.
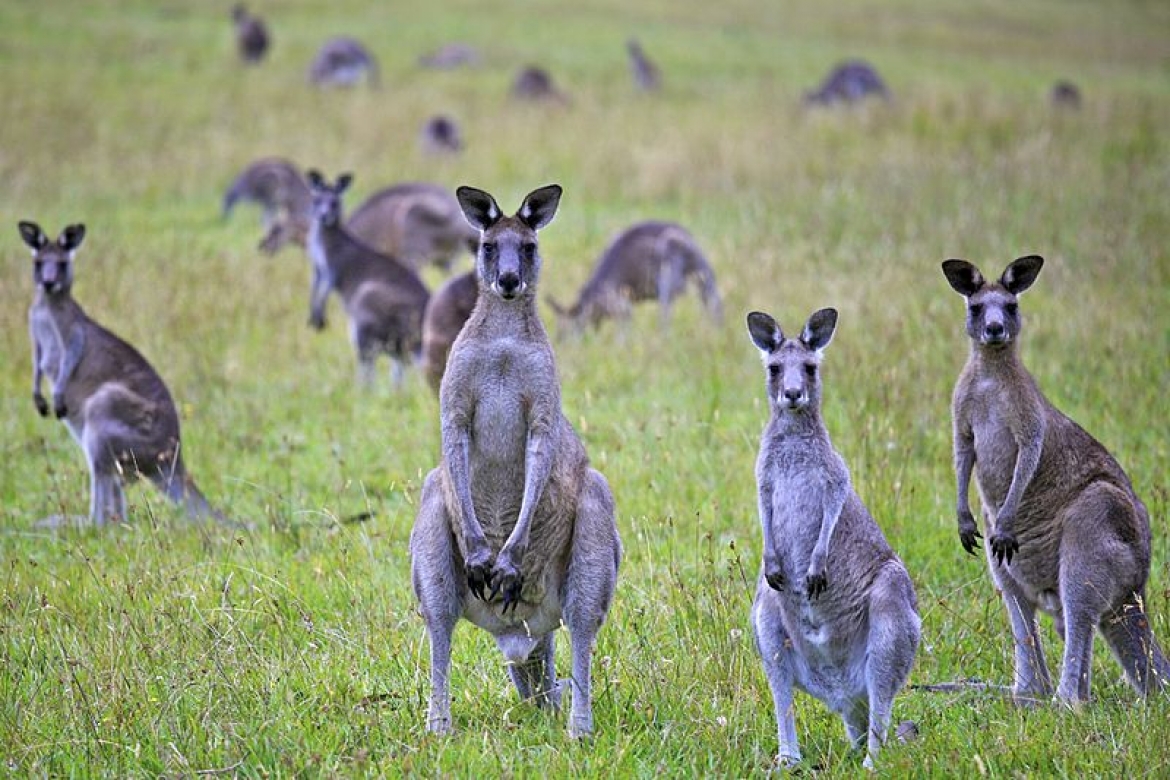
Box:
(781, 387), (805, 408)
(495, 272), (523, 298)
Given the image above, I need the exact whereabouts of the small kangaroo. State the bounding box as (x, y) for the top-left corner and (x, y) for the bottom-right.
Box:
(1050, 80), (1082, 109)
(222, 157), (313, 255)
(410, 184), (621, 738)
(308, 37), (379, 88)
(804, 60), (890, 106)
(231, 4), (269, 64)
(417, 43), (479, 70)
(626, 39), (661, 92)
(747, 308), (919, 769)
(304, 170), (430, 387)
(510, 65), (568, 103)
(20, 221), (224, 526)
(419, 115), (463, 156)
(420, 270), (477, 395)
(546, 221), (722, 336)
(345, 182), (478, 273)
(943, 256), (1168, 704)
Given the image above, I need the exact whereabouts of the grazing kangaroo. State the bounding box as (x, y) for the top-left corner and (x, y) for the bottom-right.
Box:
(222, 157), (313, 255)
(419, 115), (463, 156)
(420, 270), (477, 395)
(626, 39), (661, 92)
(308, 37), (379, 88)
(304, 170), (430, 387)
(346, 182), (478, 273)
(417, 43), (479, 69)
(747, 308), (919, 769)
(1050, 80), (1082, 109)
(410, 184), (621, 737)
(804, 60), (890, 105)
(510, 66), (568, 103)
(231, 4), (269, 64)
(546, 221), (722, 336)
(20, 221), (225, 526)
(943, 256), (1168, 704)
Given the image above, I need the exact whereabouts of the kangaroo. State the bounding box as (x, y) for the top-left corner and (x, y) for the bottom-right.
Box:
(510, 66), (568, 103)
(546, 221), (722, 336)
(420, 270), (477, 395)
(626, 39), (661, 92)
(410, 184), (621, 738)
(747, 308), (919, 769)
(231, 4), (269, 64)
(20, 221), (225, 526)
(419, 115), (463, 156)
(943, 256), (1168, 704)
(1050, 80), (1082, 109)
(346, 182), (478, 273)
(222, 157), (313, 255)
(307, 37), (379, 88)
(804, 60), (890, 106)
(304, 170), (430, 387)
(417, 43), (479, 70)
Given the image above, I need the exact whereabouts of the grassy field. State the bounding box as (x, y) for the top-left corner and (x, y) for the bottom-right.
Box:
(1, 0), (1168, 775)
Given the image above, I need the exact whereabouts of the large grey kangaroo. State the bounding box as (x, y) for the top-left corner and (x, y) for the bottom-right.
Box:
(747, 308), (919, 769)
(410, 184), (621, 737)
(21, 221), (224, 526)
(943, 255), (1168, 704)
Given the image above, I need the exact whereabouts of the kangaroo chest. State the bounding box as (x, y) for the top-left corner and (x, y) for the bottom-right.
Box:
(29, 306), (64, 375)
(963, 377), (1026, 504)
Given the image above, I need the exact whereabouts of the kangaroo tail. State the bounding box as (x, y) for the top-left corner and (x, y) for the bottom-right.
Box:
(155, 458), (232, 526)
(1100, 592), (1170, 696)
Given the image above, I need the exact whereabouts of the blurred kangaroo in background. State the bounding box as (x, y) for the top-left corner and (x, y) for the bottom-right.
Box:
(346, 182), (478, 272)
(410, 184), (621, 738)
(804, 60), (890, 105)
(511, 65), (568, 103)
(546, 221), (722, 336)
(20, 221), (226, 526)
(626, 39), (661, 92)
(308, 37), (379, 88)
(420, 270), (477, 395)
(417, 43), (479, 69)
(747, 308), (919, 769)
(231, 4), (269, 64)
(1050, 80), (1082, 109)
(222, 158), (312, 254)
(419, 115), (463, 156)
(304, 171), (430, 387)
(943, 256), (1168, 704)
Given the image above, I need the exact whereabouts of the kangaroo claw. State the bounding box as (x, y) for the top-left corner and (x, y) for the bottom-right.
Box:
(959, 528), (983, 556)
(989, 533), (1018, 566)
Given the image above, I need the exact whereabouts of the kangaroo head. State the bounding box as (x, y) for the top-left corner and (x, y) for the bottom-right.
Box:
(457, 184), (561, 302)
(942, 255), (1043, 348)
(19, 221), (85, 296)
(747, 308), (837, 413)
(305, 169), (353, 228)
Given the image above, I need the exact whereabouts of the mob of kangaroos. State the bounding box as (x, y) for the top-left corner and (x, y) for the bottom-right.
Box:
(747, 308), (919, 769)
(20, 221), (225, 526)
(943, 255), (1168, 703)
(410, 184), (621, 737)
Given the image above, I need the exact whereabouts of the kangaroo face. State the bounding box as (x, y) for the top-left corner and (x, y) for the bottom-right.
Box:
(305, 170), (352, 229)
(457, 184), (562, 302)
(942, 255), (1044, 349)
(19, 221), (85, 296)
(747, 308), (838, 413)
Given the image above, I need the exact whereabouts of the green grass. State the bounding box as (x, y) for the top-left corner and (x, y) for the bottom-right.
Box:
(2, 0), (1169, 775)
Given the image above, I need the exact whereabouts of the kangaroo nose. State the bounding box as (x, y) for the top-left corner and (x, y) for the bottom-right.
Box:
(497, 272), (521, 295)
(783, 388), (803, 404)
(986, 321), (1005, 338)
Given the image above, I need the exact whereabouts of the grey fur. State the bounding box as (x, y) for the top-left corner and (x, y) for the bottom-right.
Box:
(943, 256), (1168, 704)
(410, 184), (621, 738)
(747, 308), (919, 769)
(511, 66), (568, 103)
(419, 115), (463, 156)
(20, 221), (225, 526)
(222, 157), (312, 255)
(627, 39), (661, 92)
(231, 4), (269, 64)
(546, 221), (722, 336)
(345, 182), (478, 272)
(420, 270), (478, 396)
(804, 60), (890, 106)
(307, 37), (379, 88)
(304, 170), (430, 387)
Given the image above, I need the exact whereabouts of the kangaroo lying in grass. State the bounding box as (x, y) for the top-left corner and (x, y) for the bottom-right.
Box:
(410, 184), (621, 737)
(943, 255), (1168, 704)
(747, 307), (919, 769)
(20, 221), (225, 526)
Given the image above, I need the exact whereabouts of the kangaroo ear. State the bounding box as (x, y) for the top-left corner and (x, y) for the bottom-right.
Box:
(456, 186), (503, 231)
(518, 184), (562, 230)
(18, 221), (47, 250)
(336, 173), (354, 194)
(305, 169), (325, 190)
(1001, 255), (1044, 295)
(59, 224), (86, 252)
(747, 311), (782, 353)
(941, 259), (984, 297)
(801, 308), (838, 351)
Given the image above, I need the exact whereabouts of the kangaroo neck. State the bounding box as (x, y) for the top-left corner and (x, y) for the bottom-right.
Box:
(309, 219), (358, 277)
(772, 406), (825, 439)
(970, 340), (1024, 377)
(469, 289), (544, 341)
(35, 289), (85, 328)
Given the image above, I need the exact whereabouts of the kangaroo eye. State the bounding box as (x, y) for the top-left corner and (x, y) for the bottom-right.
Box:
(521, 242), (536, 260)
(482, 242), (497, 258)
(969, 303), (984, 317)
(804, 364), (817, 378)
(1005, 302), (1018, 315)
(768, 365), (780, 377)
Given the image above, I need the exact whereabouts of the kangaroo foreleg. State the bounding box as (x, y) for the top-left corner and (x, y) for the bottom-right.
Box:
(492, 424), (556, 609)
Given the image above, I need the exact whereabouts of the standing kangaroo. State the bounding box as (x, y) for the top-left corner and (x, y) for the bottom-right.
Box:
(410, 184), (621, 737)
(943, 256), (1168, 703)
(419, 270), (477, 395)
(626, 39), (661, 92)
(747, 308), (919, 769)
(546, 221), (722, 336)
(20, 222), (224, 526)
(304, 170), (430, 387)
(231, 4), (269, 64)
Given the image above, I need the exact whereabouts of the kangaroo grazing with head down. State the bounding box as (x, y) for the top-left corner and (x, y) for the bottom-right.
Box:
(304, 170), (430, 387)
(747, 308), (919, 769)
(20, 221), (225, 526)
(943, 255), (1168, 704)
(222, 157), (313, 255)
(546, 221), (722, 336)
(344, 182), (478, 273)
(410, 184), (621, 737)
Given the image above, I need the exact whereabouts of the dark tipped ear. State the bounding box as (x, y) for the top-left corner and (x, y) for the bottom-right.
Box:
(336, 173), (354, 194)
(941, 259), (985, 297)
(59, 224), (86, 252)
(456, 186), (503, 231)
(801, 308), (838, 351)
(305, 169), (325, 189)
(518, 184), (562, 230)
(747, 311), (782, 352)
(1001, 255), (1044, 295)
(18, 221), (47, 250)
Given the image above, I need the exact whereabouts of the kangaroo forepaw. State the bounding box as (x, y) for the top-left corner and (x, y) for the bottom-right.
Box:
(989, 533), (1018, 565)
(764, 570), (786, 592)
(33, 393), (49, 417)
(466, 560), (492, 601)
(308, 312), (327, 331)
(491, 567), (524, 613)
(805, 572), (828, 599)
(53, 397), (67, 418)
(958, 526), (983, 556)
